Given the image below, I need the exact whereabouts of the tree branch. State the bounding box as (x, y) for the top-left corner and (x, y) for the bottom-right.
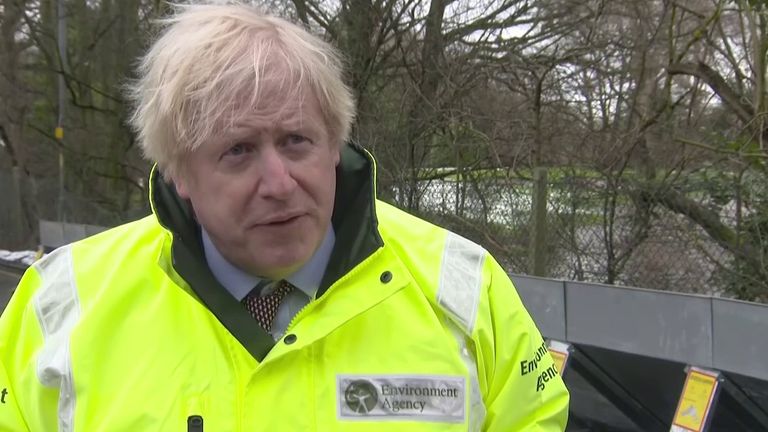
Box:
(0, 123), (19, 166)
(667, 61), (755, 124)
(645, 186), (764, 273)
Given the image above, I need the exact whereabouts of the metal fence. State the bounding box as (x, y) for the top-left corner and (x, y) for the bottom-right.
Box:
(0, 171), (148, 249)
(1, 167), (763, 300)
(394, 171), (747, 298)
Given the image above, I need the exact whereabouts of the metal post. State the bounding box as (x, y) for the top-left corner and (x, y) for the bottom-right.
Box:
(56, 0), (67, 222)
(529, 167), (549, 276)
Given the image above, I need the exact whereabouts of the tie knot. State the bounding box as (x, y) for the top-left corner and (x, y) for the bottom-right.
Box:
(255, 279), (280, 297)
(242, 280), (295, 333)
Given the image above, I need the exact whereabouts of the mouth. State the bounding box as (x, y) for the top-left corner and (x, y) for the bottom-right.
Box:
(267, 215), (301, 226)
(254, 213), (305, 227)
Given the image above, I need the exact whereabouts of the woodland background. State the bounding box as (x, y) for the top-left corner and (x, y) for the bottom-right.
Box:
(1, 0), (767, 301)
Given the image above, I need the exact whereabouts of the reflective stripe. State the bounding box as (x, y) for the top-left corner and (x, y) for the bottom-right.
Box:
(438, 232), (487, 430)
(438, 232), (485, 334)
(448, 325), (486, 432)
(33, 245), (80, 432)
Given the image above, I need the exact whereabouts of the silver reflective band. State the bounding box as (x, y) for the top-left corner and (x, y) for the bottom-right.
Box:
(437, 232), (487, 430)
(448, 324), (487, 432)
(438, 233), (485, 334)
(337, 375), (466, 422)
(33, 245), (80, 432)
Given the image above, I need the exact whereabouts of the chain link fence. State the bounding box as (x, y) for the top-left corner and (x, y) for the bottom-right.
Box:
(393, 169), (756, 299)
(0, 172), (149, 250)
(2, 166), (764, 300)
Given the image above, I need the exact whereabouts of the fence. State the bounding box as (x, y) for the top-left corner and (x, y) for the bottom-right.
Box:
(1, 166), (764, 301)
(0, 170), (148, 249)
(393, 168), (760, 300)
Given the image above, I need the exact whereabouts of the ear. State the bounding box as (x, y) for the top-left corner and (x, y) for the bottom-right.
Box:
(333, 149), (341, 166)
(174, 175), (191, 199)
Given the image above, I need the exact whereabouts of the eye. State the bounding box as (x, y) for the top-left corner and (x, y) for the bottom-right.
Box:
(222, 142), (250, 158)
(228, 143), (245, 155)
(286, 134), (309, 146)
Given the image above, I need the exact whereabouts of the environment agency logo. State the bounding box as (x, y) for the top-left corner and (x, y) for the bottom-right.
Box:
(338, 375), (466, 421)
(344, 380), (378, 413)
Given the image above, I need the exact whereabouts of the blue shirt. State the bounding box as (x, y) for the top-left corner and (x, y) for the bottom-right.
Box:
(202, 226), (335, 339)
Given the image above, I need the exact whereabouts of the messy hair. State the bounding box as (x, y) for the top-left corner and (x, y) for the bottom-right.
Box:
(126, 2), (355, 179)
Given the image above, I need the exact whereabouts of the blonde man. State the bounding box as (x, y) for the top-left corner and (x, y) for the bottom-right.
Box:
(0, 3), (568, 431)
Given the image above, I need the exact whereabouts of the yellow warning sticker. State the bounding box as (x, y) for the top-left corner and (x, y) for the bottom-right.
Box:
(672, 369), (719, 431)
(54, 127), (64, 140)
(548, 349), (567, 374)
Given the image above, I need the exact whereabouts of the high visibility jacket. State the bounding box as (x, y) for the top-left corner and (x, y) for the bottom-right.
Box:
(0, 144), (568, 431)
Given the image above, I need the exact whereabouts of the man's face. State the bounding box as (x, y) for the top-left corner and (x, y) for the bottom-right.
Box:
(174, 90), (340, 280)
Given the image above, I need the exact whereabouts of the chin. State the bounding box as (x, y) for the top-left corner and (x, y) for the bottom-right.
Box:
(257, 250), (311, 276)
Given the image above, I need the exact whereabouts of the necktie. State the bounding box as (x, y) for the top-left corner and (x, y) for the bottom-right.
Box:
(242, 280), (295, 332)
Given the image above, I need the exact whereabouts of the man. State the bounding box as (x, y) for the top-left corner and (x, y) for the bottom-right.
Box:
(0, 3), (568, 431)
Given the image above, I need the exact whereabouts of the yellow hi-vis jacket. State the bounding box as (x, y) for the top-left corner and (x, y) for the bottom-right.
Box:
(0, 144), (568, 431)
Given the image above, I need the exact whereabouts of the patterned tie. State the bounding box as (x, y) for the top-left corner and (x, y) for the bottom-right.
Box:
(242, 280), (295, 332)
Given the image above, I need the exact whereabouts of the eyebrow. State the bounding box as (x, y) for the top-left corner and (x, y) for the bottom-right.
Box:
(215, 119), (323, 144)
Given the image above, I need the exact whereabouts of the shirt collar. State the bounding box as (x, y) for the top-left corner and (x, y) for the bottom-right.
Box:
(201, 226), (335, 301)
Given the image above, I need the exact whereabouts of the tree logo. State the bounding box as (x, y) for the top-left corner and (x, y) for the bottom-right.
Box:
(344, 380), (378, 414)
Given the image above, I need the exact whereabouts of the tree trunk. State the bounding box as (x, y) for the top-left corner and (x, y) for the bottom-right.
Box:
(0, 0), (37, 247)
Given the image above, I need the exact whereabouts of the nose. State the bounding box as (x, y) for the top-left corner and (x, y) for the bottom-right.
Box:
(256, 147), (297, 199)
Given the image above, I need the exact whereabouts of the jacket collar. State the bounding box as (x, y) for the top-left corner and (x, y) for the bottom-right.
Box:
(148, 143), (383, 361)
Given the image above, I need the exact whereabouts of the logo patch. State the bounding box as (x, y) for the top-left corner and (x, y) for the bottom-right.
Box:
(337, 375), (465, 422)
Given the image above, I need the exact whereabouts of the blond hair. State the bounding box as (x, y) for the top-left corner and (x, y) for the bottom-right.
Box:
(127, 2), (355, 179)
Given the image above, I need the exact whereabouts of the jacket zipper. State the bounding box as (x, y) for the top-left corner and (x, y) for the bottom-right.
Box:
(285, 298), (314, 333)
(285, 249), (385, 334)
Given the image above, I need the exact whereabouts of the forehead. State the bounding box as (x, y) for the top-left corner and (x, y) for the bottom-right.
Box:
(188, 44), (332, 147)
(193, 88), (329, 153)
(231, 86), (325, 130)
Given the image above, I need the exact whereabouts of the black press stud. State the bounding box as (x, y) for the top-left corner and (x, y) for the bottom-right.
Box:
(284, 333), (297, 345)
(380, 271), (393, 283)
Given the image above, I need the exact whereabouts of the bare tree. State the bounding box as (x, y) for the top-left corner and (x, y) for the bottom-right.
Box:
(0, 0), (38, 247)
